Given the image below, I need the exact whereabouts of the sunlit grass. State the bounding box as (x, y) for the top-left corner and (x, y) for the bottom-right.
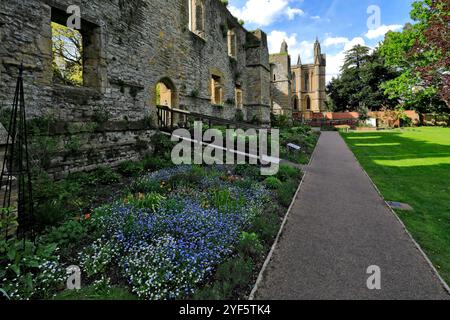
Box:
(341, 127), (450, 285)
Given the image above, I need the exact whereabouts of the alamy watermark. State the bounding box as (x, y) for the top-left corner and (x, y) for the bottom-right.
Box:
(367, 5), (381, 30)
(66, 265), (81, 290)
(170, 122), (280, 176)
(366, 265), (381, 290)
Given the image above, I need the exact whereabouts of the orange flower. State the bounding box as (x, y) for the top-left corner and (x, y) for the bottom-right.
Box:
(85, 213), (91, 220)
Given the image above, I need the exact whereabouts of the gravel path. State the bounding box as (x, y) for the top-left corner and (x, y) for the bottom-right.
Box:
(254, 131), (449, 300)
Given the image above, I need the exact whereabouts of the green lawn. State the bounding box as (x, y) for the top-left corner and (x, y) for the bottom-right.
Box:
(341, 127), (450, 285)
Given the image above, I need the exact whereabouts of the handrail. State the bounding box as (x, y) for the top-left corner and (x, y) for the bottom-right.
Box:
(156, 105), (265, 131)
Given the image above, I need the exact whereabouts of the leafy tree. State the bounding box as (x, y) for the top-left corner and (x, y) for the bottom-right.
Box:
(342, 45), (370, 72)
(327, 46), (398, 111)
(52, 22), (83, 86)
(409, 0), (449, 107)
(379, 0), (449, 112)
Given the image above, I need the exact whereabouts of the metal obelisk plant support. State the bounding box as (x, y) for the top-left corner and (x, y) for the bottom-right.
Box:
(0, 64), (34, 240)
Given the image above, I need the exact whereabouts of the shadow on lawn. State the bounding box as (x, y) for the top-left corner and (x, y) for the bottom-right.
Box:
(342, 129), (450, 284)
(343, 130), (450, 164)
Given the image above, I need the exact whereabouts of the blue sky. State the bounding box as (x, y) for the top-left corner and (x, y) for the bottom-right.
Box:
(228, 0), (415, 82)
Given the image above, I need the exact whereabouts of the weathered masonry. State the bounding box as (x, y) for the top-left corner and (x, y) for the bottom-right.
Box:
(0, 0), (271, 176)
(270, 38), (327, 120)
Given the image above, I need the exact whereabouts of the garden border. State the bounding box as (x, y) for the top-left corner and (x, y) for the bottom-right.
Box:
(343, 134), (450, 296)
(248, 134), (320, 300)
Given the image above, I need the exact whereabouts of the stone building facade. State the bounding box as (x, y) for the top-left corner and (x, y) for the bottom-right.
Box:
(270, 38), (327, 119)
(0, 0), (271, 176)
(269, 40), (292, 118)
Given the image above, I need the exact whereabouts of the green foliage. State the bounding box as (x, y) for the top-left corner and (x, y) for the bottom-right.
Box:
(39, 220), (86, 249)
(234, 164), (262, 181)
(193, 256), (253, 300)
(54, 285), (137, 300)
(277, 164), (301, 182)
(0, 238), (64, 300)
(151, 131), (175, 160)
(32, 172), (84, 228)
(327, 47), (399, 111)
(277, 178), (299, 207)
(250, 210), (280, 244)
(65, 135), (82, 154)
(0, 207), (18, 239)
(125, 192), (166, 212)
(92, 106), (110, 129)
(379, 0), (449, 112)
(264, 176), (282, 189)
(210, 189), (246, 214)
(237, 232), (264, 259)
(128, 177), (165, 194)
(271, 113), (291, 128)
(118, 161), (144, 176)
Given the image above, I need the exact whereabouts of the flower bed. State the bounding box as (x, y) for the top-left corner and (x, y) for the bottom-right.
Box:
(1, 161), (305, 300)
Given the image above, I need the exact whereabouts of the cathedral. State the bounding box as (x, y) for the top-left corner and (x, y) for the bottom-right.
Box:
(270, 39), (327, 120)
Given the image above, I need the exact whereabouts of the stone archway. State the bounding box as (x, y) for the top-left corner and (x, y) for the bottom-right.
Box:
(156, 77), (177, 108)
(155, 77), (178, 128)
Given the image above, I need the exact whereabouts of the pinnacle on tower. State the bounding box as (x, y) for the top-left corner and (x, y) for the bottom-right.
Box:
(280, 39), (288, 54)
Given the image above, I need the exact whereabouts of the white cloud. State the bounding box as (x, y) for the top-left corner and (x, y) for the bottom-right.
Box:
(267, 30), (314, 64)
(365, 24), (402, 39)
(315, 36), (366, 83)
(310, 15), (321, 20)
(229, 0), (304, 27)
(286, 7), (305, 20)
(343, 37), (366, 51)
(323, 36), (349, 47)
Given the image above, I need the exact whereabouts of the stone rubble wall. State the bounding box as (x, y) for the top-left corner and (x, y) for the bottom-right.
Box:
(0, 0), (271, 176)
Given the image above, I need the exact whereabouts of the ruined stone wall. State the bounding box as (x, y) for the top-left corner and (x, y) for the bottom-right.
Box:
(0, 0), (270, 176)
(269, 53), (292, 118)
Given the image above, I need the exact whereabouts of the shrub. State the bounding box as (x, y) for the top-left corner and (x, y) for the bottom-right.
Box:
(0, 238), (65, 300)
(237, 232), (264, 259)
(251, 210), (280, 244)
(93, 166), (121, 184)
(234, 164), (262, 181)
(118, 161), (144, 176)
(264, 176), (282, 189)
(277, 164), (301, 182)
(39, 220), (87, 256)
(127, 177), (165, 194)
(277, 178), (299, 207)
(142, 156), (169, 172)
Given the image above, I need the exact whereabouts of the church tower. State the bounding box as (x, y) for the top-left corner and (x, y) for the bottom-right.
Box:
(290, 38), (327, 118)
(313, 38), (327, 112)
(269, 40), (293, 118)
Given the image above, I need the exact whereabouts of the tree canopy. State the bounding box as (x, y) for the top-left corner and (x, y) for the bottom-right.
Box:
(327, 45), (398, 112)
(328, 0), (449, 114)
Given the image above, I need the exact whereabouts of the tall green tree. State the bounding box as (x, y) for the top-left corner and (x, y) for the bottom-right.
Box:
(327, 46), (398, 111)
(379, 0), (449, 113)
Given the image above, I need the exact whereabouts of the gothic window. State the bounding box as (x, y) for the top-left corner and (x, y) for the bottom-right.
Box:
(304, 72), (309, 92)
(306, 96), (311, 110)
(292, 72), (296, 92)
(211, 74), (223, 105)
(189, 0), (205, 37)
(293, 96), (299, 110)
(228, 29), (237, 58)
(51, 7), (103, 90)
(235, 85), (243, 109)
